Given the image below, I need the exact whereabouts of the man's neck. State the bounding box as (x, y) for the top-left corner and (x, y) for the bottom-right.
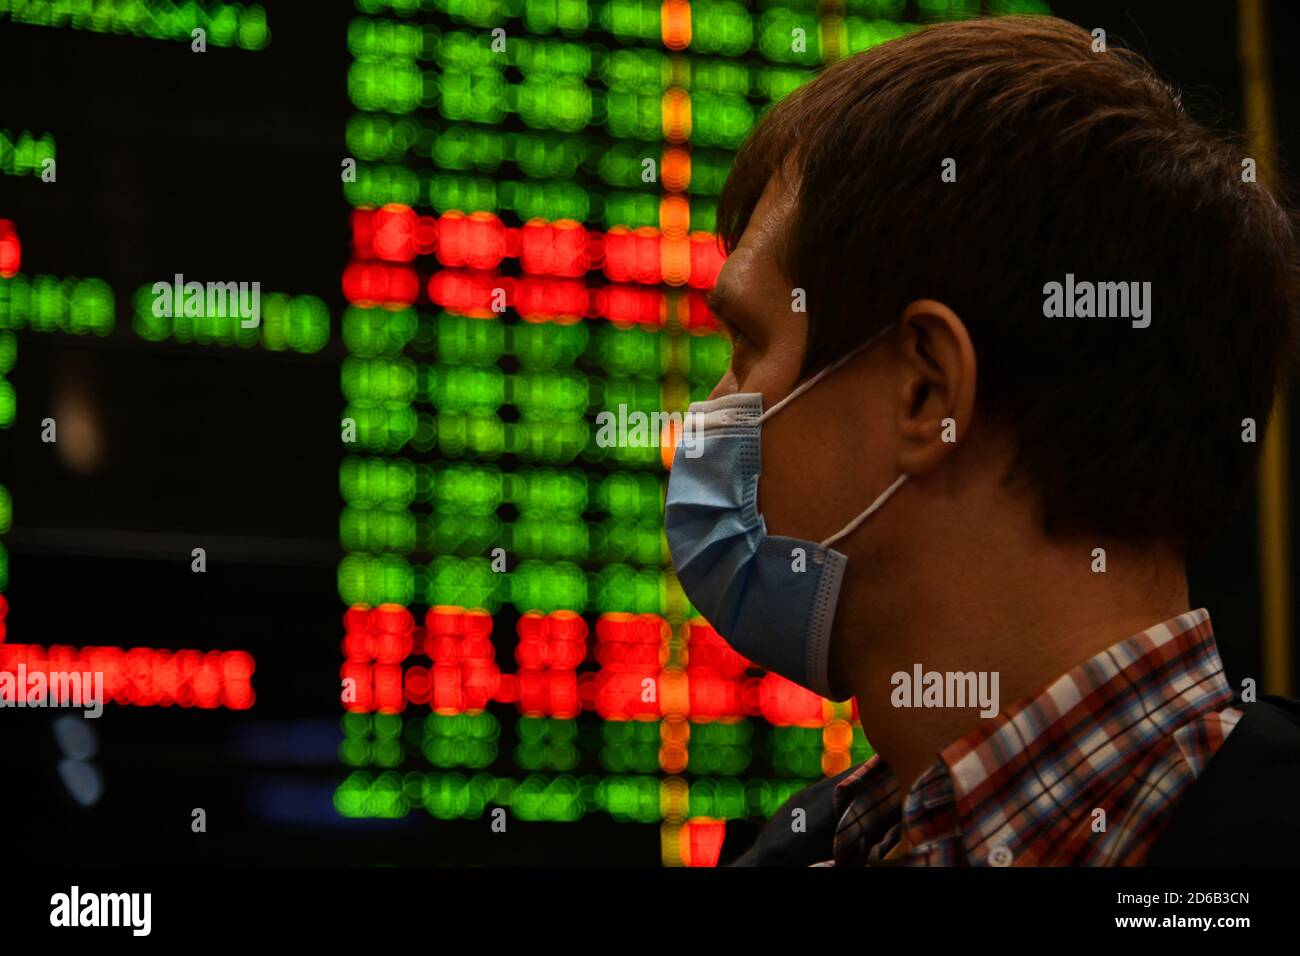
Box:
(843, 535), (1190, 805)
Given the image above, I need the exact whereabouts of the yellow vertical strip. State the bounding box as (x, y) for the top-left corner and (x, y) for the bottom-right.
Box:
(819, 0), (846, 63)
(661, 0), (692, 866)
(1239, 0), (1292, 696)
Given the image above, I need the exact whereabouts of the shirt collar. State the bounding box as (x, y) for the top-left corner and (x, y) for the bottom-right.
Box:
(830, 608), (1233, 865)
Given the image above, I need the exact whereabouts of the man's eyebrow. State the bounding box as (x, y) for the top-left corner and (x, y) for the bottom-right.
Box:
(705, 285), (727, 317)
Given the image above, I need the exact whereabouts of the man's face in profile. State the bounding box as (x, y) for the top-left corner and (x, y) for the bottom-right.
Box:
(703, 174), (904, 554)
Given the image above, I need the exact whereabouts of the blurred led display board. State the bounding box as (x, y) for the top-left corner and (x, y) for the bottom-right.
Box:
(336, 0), (1048, 865)
(0, 0), (1053, 866)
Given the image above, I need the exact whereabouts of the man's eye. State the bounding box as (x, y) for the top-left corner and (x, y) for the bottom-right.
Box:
(722, 319), (745, 346)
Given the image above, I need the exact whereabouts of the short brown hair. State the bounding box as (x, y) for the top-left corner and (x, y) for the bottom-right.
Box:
(718, 15), (1299, 548)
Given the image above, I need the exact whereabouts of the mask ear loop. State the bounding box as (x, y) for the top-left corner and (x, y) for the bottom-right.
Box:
(820, 474), (909, 549)
(754, 321), (907, 548)
(758, 322), (896, 424)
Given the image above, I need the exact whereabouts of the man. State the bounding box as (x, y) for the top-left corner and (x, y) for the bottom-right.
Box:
(663, 16), (1300, 866)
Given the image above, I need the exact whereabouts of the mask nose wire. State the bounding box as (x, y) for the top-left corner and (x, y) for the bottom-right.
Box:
(757, 321), (896, 424)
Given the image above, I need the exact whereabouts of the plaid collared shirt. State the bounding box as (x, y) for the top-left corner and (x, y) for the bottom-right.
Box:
(816, 609), (1241, 866)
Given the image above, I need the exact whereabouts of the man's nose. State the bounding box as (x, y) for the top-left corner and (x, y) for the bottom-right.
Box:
(708, 367), (738, 400)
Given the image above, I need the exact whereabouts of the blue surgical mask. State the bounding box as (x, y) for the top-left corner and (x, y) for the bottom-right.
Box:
(664, 330), (907, 700)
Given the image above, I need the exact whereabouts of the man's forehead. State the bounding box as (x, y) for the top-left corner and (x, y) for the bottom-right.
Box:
(717, 174), (798, 300)
(741, 173), (799, 250)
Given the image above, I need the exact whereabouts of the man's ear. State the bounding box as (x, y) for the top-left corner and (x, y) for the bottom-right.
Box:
(892, 299), (977, 476)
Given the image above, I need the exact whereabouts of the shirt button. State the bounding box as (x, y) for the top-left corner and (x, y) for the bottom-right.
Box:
(988, 845), (1014, 867)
